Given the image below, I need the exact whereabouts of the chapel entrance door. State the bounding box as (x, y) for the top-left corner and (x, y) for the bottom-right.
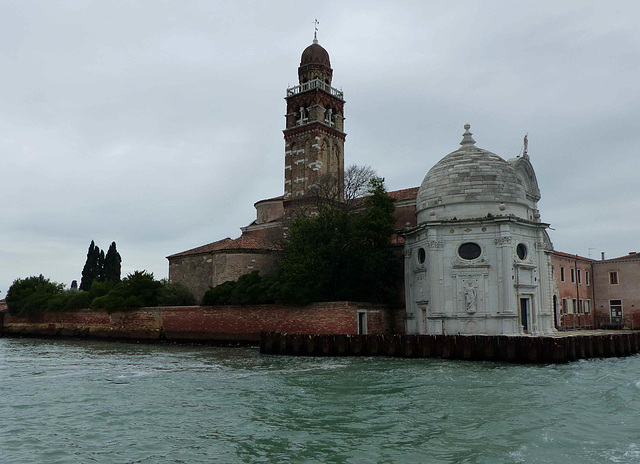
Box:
(520, 297), (530, 333)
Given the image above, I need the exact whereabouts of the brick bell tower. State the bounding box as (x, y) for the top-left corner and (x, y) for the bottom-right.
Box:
(283, 33), (346, 216)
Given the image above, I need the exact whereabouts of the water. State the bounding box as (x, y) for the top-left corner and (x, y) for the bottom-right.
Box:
(1, 338), (639, 464)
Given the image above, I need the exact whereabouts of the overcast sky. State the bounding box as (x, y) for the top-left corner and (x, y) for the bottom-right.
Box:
(2, 1), (639, 295)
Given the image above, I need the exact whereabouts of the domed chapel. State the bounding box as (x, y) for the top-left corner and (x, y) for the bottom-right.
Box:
(168, 37), (556, 336)
(404, 126), (555, 335)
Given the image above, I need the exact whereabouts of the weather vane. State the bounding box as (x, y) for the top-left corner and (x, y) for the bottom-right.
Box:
(313, 19), (319, 44)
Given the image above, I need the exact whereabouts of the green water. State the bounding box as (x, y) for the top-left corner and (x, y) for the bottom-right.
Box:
(1, 338), (639, 464)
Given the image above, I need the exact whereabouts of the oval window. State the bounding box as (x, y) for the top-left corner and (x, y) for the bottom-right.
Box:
(458, 242), (482, 260)
(517, 243), (527, 260)
(418, 248), (426, 264)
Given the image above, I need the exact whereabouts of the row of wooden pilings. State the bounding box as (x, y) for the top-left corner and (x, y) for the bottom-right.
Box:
(260, 331), (640, 363)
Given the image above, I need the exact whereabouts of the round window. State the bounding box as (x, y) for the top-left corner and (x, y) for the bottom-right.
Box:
(458, 242), (482, 260)
(517, 243), (527, 260)
(417, 248), (426, 264)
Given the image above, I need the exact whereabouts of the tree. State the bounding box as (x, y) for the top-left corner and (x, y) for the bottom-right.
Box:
(103, 242), (122, 283)
(278, 177), (399, 304)
(348, 177), (400, 302)
(6, 275), (65, 317)
(309, 164), (377, 212)
(80, 241), (101, 291)
(90, 271), (162, 313)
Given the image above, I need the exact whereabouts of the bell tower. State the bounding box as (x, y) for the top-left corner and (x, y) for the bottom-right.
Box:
(283, 35), (346, 215)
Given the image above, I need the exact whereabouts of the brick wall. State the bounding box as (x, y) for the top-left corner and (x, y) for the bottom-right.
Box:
(1, 302), (403, 343)
(593, 258), (640, 329)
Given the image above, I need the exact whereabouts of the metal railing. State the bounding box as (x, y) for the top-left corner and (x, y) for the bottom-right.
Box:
(286, 79), (343, 99)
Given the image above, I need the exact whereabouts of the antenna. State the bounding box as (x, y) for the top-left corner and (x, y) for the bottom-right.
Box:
(588, 248), (595, 259)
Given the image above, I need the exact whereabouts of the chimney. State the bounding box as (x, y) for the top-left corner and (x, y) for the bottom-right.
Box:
(601, 252), (605, 261)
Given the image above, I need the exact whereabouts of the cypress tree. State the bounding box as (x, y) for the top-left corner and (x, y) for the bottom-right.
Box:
(104, 242), (122, 283)
(79, 241), (101, 291)
(97, 249), (106, 282)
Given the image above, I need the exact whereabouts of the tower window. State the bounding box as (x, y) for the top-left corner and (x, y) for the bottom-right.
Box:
(297, 107), (309, 126)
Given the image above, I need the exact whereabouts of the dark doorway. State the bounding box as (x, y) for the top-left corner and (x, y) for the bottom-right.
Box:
(520, 297), (530, 332)
(358, 311), (367, 335)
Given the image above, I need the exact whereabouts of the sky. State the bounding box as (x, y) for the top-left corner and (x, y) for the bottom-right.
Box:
(2, 1), (639, 295)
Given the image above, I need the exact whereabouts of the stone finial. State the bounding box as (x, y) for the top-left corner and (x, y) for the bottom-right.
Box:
(523, 133), (529, 159)
(460, 124), (476, 146)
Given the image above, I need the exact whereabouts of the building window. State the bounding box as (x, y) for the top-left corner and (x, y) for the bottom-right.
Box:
(560, 267), (565, 282)
(586, 271), (590, 286)
(609, 271), (619, 285)
(577, 269), (582, 284)
(584, 299), (591, 314)
(458, 242), (482, 260)
(570, 268), (576, 283)
(572, 299), (577, 314)
(417, 248), (426, 265)
(562, 298), (568, 315)
(578, 299), (584, 314)
(517, 243), (527, 260)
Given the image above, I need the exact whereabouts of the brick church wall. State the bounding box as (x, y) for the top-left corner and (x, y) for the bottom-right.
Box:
(168, 253), (214, 304)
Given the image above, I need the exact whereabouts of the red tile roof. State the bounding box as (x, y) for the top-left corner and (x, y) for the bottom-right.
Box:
(388, 187), (419, 202)
(551, 251), (594, 261)
(167, 232), (281, 259)
(598, 252), (640, 262)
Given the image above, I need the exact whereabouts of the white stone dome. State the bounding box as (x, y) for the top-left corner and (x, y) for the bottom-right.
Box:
(416, 125), (532, 223)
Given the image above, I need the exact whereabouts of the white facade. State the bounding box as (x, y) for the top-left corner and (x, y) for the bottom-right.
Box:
(404, 125), (555, 335)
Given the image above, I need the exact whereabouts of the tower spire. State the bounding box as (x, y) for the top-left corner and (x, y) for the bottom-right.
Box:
(313, 19), (319, 44)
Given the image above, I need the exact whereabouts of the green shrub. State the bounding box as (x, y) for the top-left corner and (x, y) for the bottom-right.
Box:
(63, 291), (93, 311)
(90, 270), (162, 313)
(201, 271), (277, 305)
(6, 275), (65, 317)
(158, 281), (196, 306)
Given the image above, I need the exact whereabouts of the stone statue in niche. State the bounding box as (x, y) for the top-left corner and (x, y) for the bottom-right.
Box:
(464, 281), (477, 314)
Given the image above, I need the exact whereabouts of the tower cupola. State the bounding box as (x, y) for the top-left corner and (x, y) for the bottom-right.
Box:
(298, 42), (333, 84)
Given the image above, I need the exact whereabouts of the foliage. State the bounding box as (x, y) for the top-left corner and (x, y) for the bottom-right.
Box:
(348, 177), (401, 302)
(201, 271), (278, 305)
(6, 275), (65, 317)
(79, 240), (122, 291)
(158, 280), (196, 306)
(278, 177), (400, 304)
(80, 241), (101, 291)
(278, 206), (351, 304)
(309, 164), (377, 212)
(90, 271), (162, 313)
(103, 242), (122, 283)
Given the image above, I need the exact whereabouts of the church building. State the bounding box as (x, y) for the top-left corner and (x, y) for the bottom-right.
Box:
(168, 37), (557, 336)
(167, 35), (349, 301)
(404, 127), (555, 335)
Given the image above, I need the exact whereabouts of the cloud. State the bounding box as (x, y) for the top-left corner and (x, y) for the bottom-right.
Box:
(2, 0), (639, 294)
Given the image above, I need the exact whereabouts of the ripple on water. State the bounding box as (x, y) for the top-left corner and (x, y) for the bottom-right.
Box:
(2, 339), (640, 463)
